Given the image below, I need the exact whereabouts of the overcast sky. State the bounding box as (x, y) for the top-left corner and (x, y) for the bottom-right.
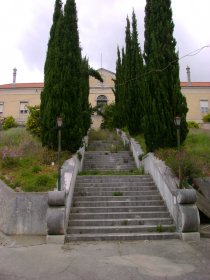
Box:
(0, 0), (209, 84)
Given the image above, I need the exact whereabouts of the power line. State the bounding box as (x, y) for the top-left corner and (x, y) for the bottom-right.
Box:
(115, 44), (210, 87)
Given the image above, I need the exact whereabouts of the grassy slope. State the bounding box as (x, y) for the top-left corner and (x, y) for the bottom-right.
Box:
(0, 128), (70, 192)
(155, 129), (210, 184)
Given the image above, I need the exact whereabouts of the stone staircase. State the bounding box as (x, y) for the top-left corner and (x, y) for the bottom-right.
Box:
(65, 131), (179, 241)
(83, 151), (136, 172)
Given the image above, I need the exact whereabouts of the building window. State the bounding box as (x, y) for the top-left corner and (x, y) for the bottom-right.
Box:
(200, 100), (209, 113)
(20, 101), (29, 114)
(97, 95), (108, 107)
(0, 102), (4, 115)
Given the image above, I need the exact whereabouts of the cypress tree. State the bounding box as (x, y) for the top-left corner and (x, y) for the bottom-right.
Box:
(126, 11), (145, 135)
(41, 0), (90, 152)
(57, 0), (84, 152)
(114, 46), (123, 128)
(80, 58), (91, 134)
(143, 0), (188, 151)
(124, 17), (132, 130)
(40, 0), (63, 149)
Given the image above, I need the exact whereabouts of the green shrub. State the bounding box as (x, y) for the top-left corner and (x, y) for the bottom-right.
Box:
(155, 148), (201, 187)
(36, 175), (50, 187)
(203, 114), (210, 123)
(1, 156), (20, 168)
(187, 121), (199, 129)
(26, 105), (41, 137)
(100, 103), (116, 129)
(0, 127), (36, 148)
(3, 116), (17, 130)
(32, 166), (42, 173)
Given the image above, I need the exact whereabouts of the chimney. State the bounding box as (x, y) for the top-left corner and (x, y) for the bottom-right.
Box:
(13, 68), (17, 86)
(186, 65), (192, 86)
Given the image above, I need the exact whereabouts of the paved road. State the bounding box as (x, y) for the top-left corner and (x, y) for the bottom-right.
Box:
(0, 235), (210, 280)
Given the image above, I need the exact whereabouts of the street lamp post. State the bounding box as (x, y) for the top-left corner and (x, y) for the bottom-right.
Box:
(57, 116), (63, 191)
(174, 116), (181, 187)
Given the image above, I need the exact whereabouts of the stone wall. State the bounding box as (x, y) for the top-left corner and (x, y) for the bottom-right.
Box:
(0, 180), (48, 235)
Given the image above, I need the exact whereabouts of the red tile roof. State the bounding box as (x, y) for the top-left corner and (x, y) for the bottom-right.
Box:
(0, 83), (44, 89)
(181, 82), (210, 87)
(0, 81), (210, 89)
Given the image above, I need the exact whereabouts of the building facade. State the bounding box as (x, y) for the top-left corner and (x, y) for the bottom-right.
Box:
(181, 82), (210, 122)
(0, 68), (209, 124)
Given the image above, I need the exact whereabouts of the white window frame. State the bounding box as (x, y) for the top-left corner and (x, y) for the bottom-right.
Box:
(0, 102), (4, 115)
(19, 101), (29, 114)
(96, 95), (108, 106)
(200, 100), (209, 113)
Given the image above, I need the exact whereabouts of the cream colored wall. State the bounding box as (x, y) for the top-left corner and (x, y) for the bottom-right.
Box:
(1, 70), (210, 125)
(0, 88), (41, 123)
(182, 87), (210, 122)
(89, 69), (115, 107)
(89, 69), (115, 88)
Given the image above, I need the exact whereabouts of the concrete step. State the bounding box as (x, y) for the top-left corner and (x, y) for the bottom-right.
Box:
(75, 186), (157, 193)
(76, 175), (152, 182)
(71, 206), (167, 213)
(73, 195), (162, 201)
(67, 224), (176, 234)
(69, 217), (174, 227)
(83, 165), (136, 169)
(84, 151), (132, 155)
(75, 182), (155, 187)
(73, 190), (160, 196)
(65, 232), (180, 242)
(82, 168), (137, 172)
(70, 211), (170, 220)
(73, 200), (164, 208)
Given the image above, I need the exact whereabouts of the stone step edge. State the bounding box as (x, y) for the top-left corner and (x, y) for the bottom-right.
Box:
(65, 232), (180, 241)
(67, 224), (176, 230)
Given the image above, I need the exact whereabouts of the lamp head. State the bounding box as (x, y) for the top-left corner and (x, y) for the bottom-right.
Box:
(174, 116), (181, 127)
(57, 116), (63, 128)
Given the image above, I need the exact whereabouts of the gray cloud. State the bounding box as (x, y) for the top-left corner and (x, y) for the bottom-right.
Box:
(13, 0), (210, 82)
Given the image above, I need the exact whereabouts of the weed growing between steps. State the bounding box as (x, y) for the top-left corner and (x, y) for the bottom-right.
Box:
(122, 220), (128, 226)
(156, 224), (163, 233)
(79, 169), (145, 176)
(112, 191), (123, 196)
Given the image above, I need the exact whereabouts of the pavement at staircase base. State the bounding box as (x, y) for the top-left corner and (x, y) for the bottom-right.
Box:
(0, 235), (210, 280)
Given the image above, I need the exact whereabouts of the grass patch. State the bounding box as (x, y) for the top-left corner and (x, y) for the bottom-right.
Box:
(88, 128), (121, 142)
(112, 191), (123, 196)
(156, 224), (163, 233)
(0, 127), (71, 192)
(155, 129), (210, 186)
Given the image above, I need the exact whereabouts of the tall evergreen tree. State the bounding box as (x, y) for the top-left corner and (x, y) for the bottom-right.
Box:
(41, 0), (92, 152)
(80, 58), (91, 134)
(114, 46), (124, 128)
(114, 12), (145, 134)
(143, 0), (188, 151)
(40, 0), (63, 149)
(126, 11), (145, 135)
(58, 0), (84, 152)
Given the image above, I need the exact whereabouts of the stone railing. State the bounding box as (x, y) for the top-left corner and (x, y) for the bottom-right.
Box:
(46, 136), (88, 244)
(116, 129), (144, 169)
(118, 129), (200, 241)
